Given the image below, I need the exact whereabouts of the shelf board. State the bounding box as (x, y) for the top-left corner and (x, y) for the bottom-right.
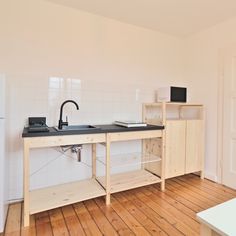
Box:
(30, 179), (106, 214)
(144, 102), (203, 107)
(96, 169), (161, 194)
(166, 118), (203, 121)
(97, 152), (161, 168)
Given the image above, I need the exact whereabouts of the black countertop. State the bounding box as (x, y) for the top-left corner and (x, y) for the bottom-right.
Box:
(22, 124), (164, 138)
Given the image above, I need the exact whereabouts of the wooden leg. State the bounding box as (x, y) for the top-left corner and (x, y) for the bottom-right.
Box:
(200, 224), (212, 236)
(161, 130), (166, 191)
(106, 194), (111, 205)
(200, 224), (221, 236)
(23, 141), (30, 227)
(161, 180), (165, 191)
(106, 134), (111, 205)
(92, 144), (96, 178)
(141, 139), (146, 170)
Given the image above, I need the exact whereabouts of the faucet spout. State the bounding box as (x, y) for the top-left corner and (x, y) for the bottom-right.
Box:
(58, 100), (79, 129)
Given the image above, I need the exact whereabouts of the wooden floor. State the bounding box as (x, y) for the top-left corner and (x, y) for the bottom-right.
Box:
(2, 174), (236, 236)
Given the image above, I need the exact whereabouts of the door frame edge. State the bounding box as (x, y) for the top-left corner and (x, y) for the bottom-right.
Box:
(217, 48), (225, 184)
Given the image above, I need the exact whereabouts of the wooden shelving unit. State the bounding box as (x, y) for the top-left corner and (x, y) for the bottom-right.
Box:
(96, 151), (162, 193)
(143, 102), (205, 179)
(22, 127), (165, 227)
(29, 179), (105, 214)
(96, 152), (161, 168)
(96, 169), (161, 194)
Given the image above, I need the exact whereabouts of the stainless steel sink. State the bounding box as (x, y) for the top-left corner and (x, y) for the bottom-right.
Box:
(54, 125), (100, 131)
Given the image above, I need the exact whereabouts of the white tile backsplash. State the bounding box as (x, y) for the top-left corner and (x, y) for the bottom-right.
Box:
(6, 76), (158, 199)
(1, 0), (185, 200)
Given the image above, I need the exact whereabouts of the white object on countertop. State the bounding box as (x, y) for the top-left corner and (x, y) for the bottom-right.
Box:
(197, 198), (236, 236)
(0, 74), (8, 233)
(114, 120), (147, 128)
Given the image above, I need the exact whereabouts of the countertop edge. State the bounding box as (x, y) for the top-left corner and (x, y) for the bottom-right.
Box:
(22, 124), (164, 138)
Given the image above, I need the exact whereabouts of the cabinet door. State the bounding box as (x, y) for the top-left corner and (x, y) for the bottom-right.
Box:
(165, 120), (186, 178)
(185, 120), (204, 173)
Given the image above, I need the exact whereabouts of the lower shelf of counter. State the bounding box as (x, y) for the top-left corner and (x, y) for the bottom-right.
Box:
(29, 170), (162, 214)
(29, 179), (106, 214)
(96, 169), (162, 194)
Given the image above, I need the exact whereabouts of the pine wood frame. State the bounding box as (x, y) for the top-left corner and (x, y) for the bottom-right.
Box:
(143, 102), (205, 180)
(23, 129), (164, 227)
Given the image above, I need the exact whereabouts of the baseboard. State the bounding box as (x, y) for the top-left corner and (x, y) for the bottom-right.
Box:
(8, 198), (23, 204)
(204, 172), (218, 182)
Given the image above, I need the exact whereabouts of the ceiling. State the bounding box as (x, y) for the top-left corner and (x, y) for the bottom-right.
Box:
(46, 0), (236, 37)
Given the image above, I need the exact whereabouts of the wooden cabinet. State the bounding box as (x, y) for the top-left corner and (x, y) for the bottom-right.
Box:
(185, 120), (204, 174)
(143, 102), (205, 179)
(165, 120), (186, 178)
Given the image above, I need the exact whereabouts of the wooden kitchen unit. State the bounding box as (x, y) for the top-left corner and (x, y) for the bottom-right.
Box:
(22, 125), (165, 227)
(143, 102), (205, 179)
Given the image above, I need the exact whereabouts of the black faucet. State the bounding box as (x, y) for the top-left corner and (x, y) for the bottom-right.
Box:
(58, 100), (79, 129)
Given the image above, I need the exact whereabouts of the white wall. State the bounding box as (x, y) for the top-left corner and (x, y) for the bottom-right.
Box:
(185, 16), (236, 181)
(0, 0), (185, 200)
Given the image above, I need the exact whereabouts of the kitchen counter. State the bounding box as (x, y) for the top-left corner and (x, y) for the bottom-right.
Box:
(22, 123), (165, 227)
(22, 124), (164, 137)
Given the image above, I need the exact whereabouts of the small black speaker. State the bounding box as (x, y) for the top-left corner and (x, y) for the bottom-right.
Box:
(28, 117), (46, 126)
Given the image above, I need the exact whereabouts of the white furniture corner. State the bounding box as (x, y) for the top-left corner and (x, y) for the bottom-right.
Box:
(197, 198), (236, 236)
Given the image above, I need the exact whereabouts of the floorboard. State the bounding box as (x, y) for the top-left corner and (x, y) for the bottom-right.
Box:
(84, 199), (118, 236)
(73, 202), (102, 236)
(35, 211), (53, 236)
(62, 205), (86, 236)
(94, 197), (135, 236)
(4, 203), (21, 236)
(2, 174), (236, 236)
(114, 192), (168, 236)
(124, 190), (183, 236)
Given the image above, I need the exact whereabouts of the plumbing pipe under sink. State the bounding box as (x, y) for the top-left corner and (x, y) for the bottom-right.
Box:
(60, 144), (83, 162)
